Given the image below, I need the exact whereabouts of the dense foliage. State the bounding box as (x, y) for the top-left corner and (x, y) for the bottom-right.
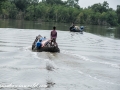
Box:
(0, 0), (120, 26)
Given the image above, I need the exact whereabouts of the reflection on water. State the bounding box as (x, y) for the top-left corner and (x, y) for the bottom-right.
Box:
(0, 19), (120, 39)
(0, 19), (68, 31)
(85, 25), (120, 39)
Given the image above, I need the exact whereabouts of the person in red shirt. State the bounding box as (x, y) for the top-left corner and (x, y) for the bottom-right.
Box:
(51, 26), (57, 46)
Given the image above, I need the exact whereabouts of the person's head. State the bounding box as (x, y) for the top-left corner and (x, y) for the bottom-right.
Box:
(80, 26), (84, 29)
(44, 36), (46, 39)
(53, 26), (56, 30)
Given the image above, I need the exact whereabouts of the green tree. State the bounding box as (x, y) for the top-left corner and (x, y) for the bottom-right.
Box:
(13, 0), (38, 11)
(24, 4), (34, 20)
(106, 11), (118, 26)
(66, 0), (79, 7)
(1, 1), (18, 19)
(117, 5), (120, 24)
(44, 0), (64, 5)
(0, 0), (7, 12)
(90, 1), (109, 13)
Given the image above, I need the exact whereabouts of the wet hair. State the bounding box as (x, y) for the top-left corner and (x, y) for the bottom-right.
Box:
(53, 26), (56, 30)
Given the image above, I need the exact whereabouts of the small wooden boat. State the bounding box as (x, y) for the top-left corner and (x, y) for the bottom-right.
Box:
(32, 35), (60, 52)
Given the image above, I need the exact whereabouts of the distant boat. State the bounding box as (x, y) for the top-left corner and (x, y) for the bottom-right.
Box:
(106, 27), (116, 33)
(107, 27), (116, 30)
(70, 26), (84, 32)
(32, 35), (60, 52)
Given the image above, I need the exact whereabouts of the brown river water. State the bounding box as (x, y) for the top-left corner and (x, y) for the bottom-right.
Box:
(0, 19), (120, 90)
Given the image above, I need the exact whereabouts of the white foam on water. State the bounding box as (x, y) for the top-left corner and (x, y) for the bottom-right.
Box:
(61, 50), (120, 69)
(78, 70), (120, 86)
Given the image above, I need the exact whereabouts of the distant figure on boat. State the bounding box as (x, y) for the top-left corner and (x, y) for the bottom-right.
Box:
(80, 26), (84, 31)
(70, 23), (75, 31)
(51, 26), (57, 46)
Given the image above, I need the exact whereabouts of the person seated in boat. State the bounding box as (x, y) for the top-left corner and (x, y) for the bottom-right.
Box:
(41, 39), (51, 47)
(36, 40), (42, 49)
(35, 36), (46, 49)
(39, 36), (46, 42)
(51, 26), (57, 46)
(33, 35), (42, 45)
(80, 26), (84, 31)
(75, 26), (80, 31)
(36, 37), (55, 49)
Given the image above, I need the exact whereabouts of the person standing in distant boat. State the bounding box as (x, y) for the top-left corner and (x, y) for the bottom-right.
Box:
(71, 22), (74, 27)
(51, 26), (57, 46)
(70, 22), (75, 31)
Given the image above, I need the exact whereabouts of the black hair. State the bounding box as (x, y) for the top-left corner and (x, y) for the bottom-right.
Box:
(53, 26), (56, 30)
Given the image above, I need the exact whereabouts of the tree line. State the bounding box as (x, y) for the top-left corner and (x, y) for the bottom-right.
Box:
(0, 0), (120, 26)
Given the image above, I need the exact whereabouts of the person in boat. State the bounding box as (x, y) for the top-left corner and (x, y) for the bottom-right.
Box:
(70, 23), (75, 31)
(35, 37), (51, 49)
(80, 26), (84, 31)
(71, 22), (74, 27)
(51, 26), (57, 46)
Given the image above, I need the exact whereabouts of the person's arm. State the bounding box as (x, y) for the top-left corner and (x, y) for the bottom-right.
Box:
(50, 31), (52, 39)
(56, 32), (57, 38)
